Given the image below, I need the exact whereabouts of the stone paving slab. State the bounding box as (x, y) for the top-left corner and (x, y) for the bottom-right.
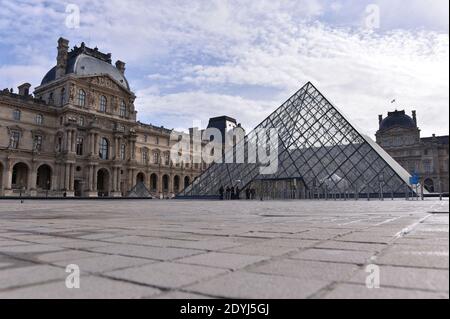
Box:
(347, 265), (449, 292)
(290, 248), (374, 264)
(0, 199), (448, 299)
(0, 275), (161, 299)
(105, 262), (228, 289)
(175, 252), (269, 270)
(185, 271), (330, 299)
(248, 258), (360, 281)
(324, 283), (449, 299)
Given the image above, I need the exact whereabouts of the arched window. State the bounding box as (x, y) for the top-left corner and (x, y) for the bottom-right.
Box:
(35, 114), (43, 125)
(99, 138), (109, 160)
(77, 89), (86, 107)
(99, 95), (107, 112)
(119, 100), (127, 118)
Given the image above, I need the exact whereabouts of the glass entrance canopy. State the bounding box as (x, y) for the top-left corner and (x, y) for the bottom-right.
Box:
(179, 82), (417, 199)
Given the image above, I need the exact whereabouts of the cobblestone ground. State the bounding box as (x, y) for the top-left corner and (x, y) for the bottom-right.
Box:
(0, 199), (448, 299)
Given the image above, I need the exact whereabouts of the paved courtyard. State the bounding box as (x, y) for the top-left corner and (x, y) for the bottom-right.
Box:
(0, 199), (448, 299)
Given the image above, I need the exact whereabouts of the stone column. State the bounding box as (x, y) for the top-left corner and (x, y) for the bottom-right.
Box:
(71, 130), (76, 153)
(66, 130), (72, 152)
(3, 160), (12, 192)
(112, 167), (117, 192)
(89, 133), (94, 155)
(169, 173), (174, 193)
(69, 164), (75, 191)
(92, 165), (97, 192)
(85, 164), (97, 197)
(28, 162), (37, 195)
(114, 137), (119, 159)
(117, 168), (122, 193)
(94, 133), (99, 157)
(64, 163), (70, 190)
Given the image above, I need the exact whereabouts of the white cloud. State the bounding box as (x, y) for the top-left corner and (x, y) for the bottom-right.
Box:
(0, 0), (448, 137)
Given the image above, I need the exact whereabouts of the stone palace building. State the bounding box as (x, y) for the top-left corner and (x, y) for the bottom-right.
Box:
(376, 110), (449, 194)
(0, 38), (217, 198)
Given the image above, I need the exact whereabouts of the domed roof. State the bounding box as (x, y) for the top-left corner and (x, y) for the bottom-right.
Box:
(379, 110), (416, 131)
(41, 44), (130, 90)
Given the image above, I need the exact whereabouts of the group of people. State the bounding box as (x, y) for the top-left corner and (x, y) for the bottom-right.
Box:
(218, 186), (257, 200)
(219, 186), (240, 200)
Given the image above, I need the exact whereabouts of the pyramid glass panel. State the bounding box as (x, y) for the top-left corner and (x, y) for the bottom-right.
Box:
(180, 82), (416, 199)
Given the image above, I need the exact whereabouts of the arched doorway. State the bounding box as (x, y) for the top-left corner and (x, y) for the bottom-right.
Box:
(162, 174), (169, 192)
(184, 176), (190, 188)
(174, 175), (180, 192)
(36, 164), (52, 190)
(12, 162), (29, 190)
(97, 168), (110, 197)
(136, 172), (145, 184)
(150, 173), (158, 192)
(424, 178), (435, 193)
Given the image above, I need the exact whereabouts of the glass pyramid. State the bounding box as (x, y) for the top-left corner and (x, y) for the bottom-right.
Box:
(180, 82), (415, 199)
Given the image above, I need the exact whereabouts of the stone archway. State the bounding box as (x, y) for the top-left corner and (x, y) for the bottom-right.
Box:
(424, 178), (435, 193)
(12, 162), (29, 190)
(97, 168), (110, 197)
(136, 172), (145, 184)
(174, 175), (180, 193)
(36, 164), (52, 190)
(162, 174), (169, 192)
(150, 173), (158, 192)
(184, 176), (191, 189)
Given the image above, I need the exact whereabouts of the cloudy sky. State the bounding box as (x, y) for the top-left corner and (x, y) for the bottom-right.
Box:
(0, 0), (448, 137)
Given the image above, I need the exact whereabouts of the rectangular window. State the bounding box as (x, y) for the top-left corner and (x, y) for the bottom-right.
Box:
(76, 137), (83, 156)
(10, 131), (20, 149)
(13, 109), (21, 121)
(120, 144), (126, 160)
(35, 114), (43, 125)
(33, 135), (43, 151)
(153, 152), (159, 164)
(164, 153), (170, 165)
(142, 149), (148, 163)
(423, 160), (433, 173)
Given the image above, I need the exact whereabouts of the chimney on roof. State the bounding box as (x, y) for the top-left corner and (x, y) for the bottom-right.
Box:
(412, 110), (417, 125)
(378, 114), (383, 125)
(56, 37), (69, 79)
(18, 83), (31, 96)
(115, 60), (126, 74)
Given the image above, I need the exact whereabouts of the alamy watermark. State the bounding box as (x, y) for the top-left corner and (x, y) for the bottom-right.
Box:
(65, 264), (80, 289)
(365, 264), (380, 289)
(364, 4), (380, 29)
(65, 4), (80, 29)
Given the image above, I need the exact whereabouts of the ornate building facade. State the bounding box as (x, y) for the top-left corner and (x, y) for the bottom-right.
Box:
(0, 38), (210, 198)
(376, 110), (449, 194)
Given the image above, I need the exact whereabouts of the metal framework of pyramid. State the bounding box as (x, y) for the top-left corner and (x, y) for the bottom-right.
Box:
(179, 82), (415, 199)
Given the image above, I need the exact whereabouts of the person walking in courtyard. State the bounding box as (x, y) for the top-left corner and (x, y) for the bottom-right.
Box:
(225, 186), (231, 200)
(236, 186), (241, 200)
(230, 186), (235, 200)
(219, 186), (224, 200)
